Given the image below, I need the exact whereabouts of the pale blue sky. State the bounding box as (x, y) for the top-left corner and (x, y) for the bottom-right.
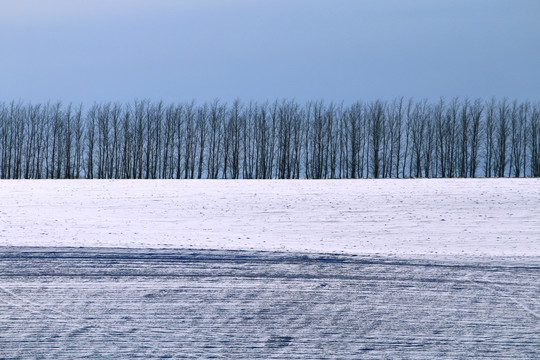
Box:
(1, 0), (539, 103)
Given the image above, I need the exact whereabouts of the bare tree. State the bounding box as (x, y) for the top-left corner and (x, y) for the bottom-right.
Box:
(468, 99), (483, 178)
(409, 100), (428, 178)
(346, 102), (362, 178)
(494, 99), (510, 177)
(530, 102), (540, 177)
(484, 99), (496, 177)
(509, 101), (527, 177)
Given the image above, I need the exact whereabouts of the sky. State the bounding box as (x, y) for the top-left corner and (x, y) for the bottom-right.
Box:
(0, 0), (539, 104)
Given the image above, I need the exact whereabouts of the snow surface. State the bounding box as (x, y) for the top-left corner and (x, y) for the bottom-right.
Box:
(0, 179), (538, 257)
(1, 248), (539, 359)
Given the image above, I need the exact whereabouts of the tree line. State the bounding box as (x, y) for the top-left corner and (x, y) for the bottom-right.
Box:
(0, 98), (539, 179)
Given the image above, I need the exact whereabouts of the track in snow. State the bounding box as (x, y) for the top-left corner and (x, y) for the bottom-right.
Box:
(0, 247), (539, 359)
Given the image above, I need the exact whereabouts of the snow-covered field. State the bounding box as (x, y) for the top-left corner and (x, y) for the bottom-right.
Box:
(1, 179), (538, 257)
(1, 179), (539, 359)
(1, 247), (539, 359)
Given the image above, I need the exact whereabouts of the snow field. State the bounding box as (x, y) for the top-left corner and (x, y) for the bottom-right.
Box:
(1, 248), (538, 359)
(0, 179), (538, 257)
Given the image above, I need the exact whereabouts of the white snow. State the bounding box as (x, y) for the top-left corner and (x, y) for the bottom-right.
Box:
(0, 179), (538, 257)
